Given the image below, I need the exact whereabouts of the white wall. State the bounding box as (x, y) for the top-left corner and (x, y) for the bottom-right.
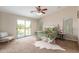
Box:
(77, 7), (79, 45)
(0, 12), (38, 38)
(0, 12), (17, 37)
(0, 13), (2, 31)
(41, 7), (78, 41)
(78, 18), (79, 45)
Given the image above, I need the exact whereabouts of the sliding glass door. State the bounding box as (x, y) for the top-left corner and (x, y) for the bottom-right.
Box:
(25, 20), (31, 36)
(16, 19), (31, 38)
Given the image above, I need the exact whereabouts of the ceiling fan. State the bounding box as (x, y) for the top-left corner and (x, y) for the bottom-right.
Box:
(31, 6), (48, 14)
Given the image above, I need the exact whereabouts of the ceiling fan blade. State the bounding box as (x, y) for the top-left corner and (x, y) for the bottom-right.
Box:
(41, 8), (47, 14)
(42, 8), (48, 11)
(41, 11), (45, 14)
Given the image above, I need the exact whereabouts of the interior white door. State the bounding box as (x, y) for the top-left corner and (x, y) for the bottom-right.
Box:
(63, 18), (73, 35)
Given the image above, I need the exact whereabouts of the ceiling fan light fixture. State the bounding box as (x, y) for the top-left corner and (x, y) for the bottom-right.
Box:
(36, 12), (43, 15)
(32, 11), (43, 16)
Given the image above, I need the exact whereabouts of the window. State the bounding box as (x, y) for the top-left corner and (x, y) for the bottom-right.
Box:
(16, 19), (31, 38)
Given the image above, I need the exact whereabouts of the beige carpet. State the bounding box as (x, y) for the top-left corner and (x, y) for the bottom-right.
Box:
(0, 36), (78, 53)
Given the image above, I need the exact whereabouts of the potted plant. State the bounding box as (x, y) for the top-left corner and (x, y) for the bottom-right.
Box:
(44, 27), (58, 43)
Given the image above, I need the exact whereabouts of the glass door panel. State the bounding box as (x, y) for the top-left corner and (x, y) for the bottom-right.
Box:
(25, 20), (31, 36)
(17, 20), (25, 38)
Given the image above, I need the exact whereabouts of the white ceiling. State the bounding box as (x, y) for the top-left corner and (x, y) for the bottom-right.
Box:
(0, 6), (66, 19)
